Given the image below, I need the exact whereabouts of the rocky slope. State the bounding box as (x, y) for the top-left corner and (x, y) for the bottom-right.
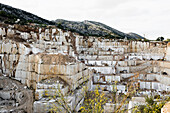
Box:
(55, 19), (145, 39)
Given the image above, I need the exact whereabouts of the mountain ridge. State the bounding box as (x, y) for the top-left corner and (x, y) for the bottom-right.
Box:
(0, 3), (55, 25)
(0, 3), (145, 40)
(55, 19), (145, 39)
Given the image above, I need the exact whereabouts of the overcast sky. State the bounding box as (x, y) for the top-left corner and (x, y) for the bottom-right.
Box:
(0, 0), (170, 40)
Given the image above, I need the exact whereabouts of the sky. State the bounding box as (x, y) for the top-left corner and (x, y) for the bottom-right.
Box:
(0, 0), (170, 40)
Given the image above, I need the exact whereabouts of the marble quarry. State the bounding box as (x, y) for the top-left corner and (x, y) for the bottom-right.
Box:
(0, 23), (169, 112)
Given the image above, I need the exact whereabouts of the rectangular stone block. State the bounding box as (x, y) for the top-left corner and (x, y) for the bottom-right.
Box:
(29, 63), (36, 72)
(35, 89), (44, 100)
(16, 62), (24, 70)
(20, 55), (27, 63)
(29, 54), (40, 63)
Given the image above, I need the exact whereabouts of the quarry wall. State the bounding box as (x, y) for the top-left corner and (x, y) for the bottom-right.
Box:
(0, 23), (169, 112)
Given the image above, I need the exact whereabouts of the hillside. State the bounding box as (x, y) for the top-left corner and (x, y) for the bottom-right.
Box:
(55, 19), (145, 39)
(0, 3), (55, 25)
(0, 3), (145, 40)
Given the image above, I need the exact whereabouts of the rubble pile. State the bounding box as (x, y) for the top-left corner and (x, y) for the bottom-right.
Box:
(0, 76), (33, 113)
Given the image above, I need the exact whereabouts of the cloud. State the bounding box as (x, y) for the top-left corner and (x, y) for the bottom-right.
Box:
(0, 0), (170, 39)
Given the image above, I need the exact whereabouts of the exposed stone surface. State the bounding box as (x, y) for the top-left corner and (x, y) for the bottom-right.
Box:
(128, 97), (146, 113)
(0, 23), (169, 112)
(0, 23), (93, 112)
(161, 101), (170, 113)
(0, 76), (33, 113)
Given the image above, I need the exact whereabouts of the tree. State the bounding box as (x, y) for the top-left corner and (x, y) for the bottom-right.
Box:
(156, 37), (164, 41)
(134, 96), (170, 113)
(166, 38), (170, 42)
(80, 86), (107, 113)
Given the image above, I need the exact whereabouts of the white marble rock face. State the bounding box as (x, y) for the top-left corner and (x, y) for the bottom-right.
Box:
(0, 24), (170, 113)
